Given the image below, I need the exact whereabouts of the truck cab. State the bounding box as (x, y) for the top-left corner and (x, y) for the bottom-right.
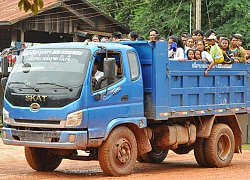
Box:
(2, 42), (146, 148)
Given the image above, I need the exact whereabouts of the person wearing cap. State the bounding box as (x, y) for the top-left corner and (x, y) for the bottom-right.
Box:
(204, 34), (223, 76)
(229, 34), (246, 63)
(203, 29), (216, 53)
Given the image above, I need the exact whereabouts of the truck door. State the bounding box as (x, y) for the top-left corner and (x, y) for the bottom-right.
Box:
(87, 51), (131, 138)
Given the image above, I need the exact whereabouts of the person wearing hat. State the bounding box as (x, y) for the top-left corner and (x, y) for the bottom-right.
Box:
(207, 34), (224, 63)
(204, 34), (224, 76)
(229, 34), (246, 63)
(203, 29), (216, 53)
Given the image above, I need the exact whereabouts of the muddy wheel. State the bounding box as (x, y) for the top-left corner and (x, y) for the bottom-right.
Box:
(137, 156), (145, 162)
(194, 137), (211, 167)
(25, 147), (62, 171)
(98, 126), (137, 176)
(141, 147), (168, 163)
(205, 123), (235, 167)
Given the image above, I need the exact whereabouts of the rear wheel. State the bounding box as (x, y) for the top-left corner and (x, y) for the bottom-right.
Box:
(25, 147), (62, 171)
(205, 123), (235, 167)
(141, 147), (168, 163)
(98, 126), (137, 176)
(194, 137), (211, 167)
(137, 156), (145, 162)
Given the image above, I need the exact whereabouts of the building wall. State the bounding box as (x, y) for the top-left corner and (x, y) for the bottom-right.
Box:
(0, 29), (11, 51)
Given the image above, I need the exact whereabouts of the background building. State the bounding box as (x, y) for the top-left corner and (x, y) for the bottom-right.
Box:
(0, 0), (130, 51)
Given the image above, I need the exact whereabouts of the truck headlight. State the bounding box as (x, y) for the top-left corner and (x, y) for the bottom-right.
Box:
(65, 110), (83, 126)
(3, 108), (11, 124)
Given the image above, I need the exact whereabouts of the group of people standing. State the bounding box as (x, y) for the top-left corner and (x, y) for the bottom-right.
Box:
(148, 28), (248, 76)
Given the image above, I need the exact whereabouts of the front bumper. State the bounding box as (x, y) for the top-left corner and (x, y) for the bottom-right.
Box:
(1, 127), (88, 149)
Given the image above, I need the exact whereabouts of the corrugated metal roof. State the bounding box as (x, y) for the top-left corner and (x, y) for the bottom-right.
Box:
(0, 0), (62, 25)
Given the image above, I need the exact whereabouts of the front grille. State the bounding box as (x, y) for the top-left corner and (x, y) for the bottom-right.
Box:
(14, 119), (61, 125)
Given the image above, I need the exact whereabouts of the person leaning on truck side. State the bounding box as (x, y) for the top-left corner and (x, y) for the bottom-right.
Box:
(229, 34), (246, 63)
(197, 37), (215, 76)
(203, 29), (216, 53)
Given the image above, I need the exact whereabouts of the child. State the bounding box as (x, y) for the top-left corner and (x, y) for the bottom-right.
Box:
(187, 49), (195, 60)
(194, 49), (202, 60)
(220, 38), (234, 64)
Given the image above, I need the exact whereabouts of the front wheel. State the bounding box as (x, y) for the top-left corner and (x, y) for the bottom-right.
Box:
(25, 147), (62, 171)
(98, 126), (137, 176)
(141, 147), (168, 163)
(205, 123), (235, 167)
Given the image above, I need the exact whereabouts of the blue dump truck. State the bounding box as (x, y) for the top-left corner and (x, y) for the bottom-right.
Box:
(1, 41), (247, 176)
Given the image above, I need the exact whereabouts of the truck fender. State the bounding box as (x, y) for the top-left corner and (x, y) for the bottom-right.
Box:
(104, 117), (152, 155)
(196, 114), (242, 153)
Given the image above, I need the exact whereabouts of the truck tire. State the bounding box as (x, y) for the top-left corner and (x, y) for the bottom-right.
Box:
(141, 147), (168, 163)
(98, 126), (137, 176)
(205, 123), (235, 167)
(194, 137), (211, 167)
(25, 147), (62, 171)
(137, 156), (145, 162)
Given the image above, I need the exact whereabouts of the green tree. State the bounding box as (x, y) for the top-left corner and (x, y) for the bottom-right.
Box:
(89, 0), (250, 48)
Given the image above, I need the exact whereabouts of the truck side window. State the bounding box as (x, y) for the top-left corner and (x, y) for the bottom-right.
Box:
(127, 51), (140, 81)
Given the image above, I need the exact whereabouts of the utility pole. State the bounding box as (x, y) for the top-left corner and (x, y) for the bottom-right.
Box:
(195, 0), (201, 30)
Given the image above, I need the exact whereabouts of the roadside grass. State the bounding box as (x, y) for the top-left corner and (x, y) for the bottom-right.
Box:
(242, 144), (250, 150)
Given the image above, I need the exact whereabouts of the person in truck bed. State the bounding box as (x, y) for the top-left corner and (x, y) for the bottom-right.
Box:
(229, 34), (246, 63)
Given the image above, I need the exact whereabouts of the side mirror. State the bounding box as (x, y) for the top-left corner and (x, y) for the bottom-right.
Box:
(103, 58), (116, 85)
(1, 77), (8, 91)
(1, 56), (9, 77)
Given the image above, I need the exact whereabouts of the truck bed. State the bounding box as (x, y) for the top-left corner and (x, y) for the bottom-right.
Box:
(121, 41), (250, 120)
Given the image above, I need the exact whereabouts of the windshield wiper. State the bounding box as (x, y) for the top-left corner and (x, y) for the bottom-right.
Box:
(36, 82), (73, 92)
(8, 82), (39, 92)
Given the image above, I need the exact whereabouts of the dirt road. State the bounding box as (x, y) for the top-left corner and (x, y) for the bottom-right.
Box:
(0, 139), (249, 180)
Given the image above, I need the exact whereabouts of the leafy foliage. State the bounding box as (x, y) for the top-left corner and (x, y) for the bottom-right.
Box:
(88, 0), (250, 48)
(18, 0), (44, 14)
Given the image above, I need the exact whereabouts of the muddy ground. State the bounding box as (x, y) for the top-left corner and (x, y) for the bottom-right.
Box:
(0, 139), (249, 180)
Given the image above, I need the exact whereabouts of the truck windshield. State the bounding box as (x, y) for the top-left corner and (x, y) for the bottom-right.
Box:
(8, 48), (91, 88)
